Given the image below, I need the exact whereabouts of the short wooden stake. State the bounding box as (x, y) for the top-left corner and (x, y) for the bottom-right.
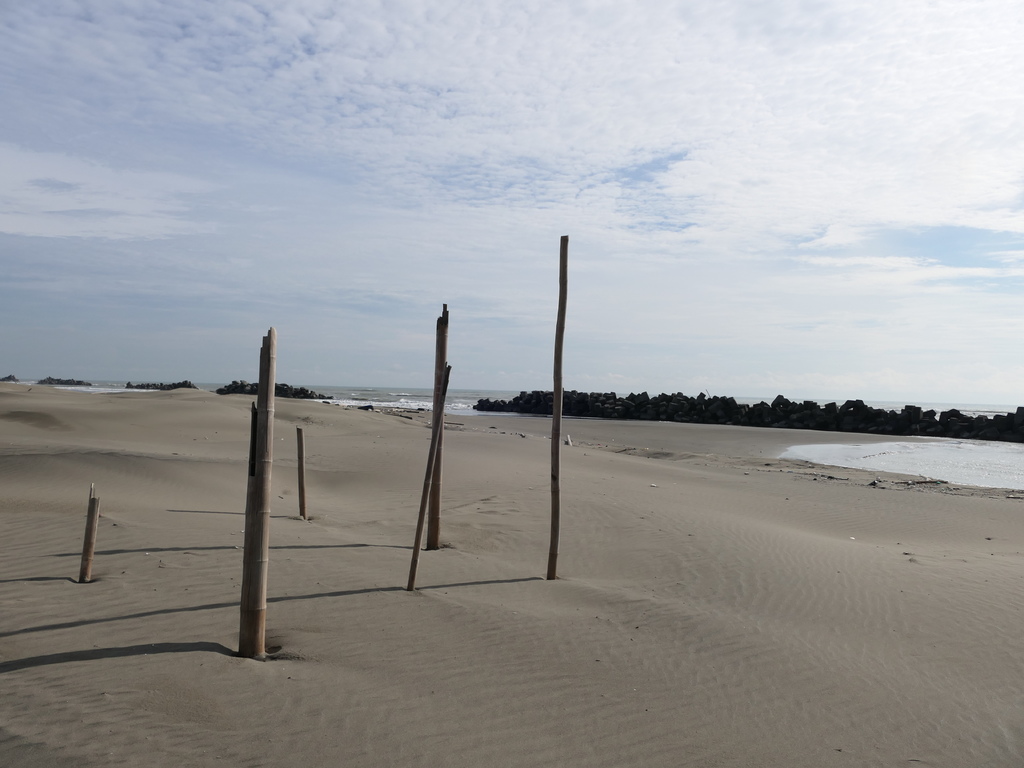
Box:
(78, 494), (101, 583)
(408, 364), (452, 591)
(427, 304), (449, 550)
(296, 426), (307, 520)
(548, 236), (569, 580)
(238, 328), (277, 658)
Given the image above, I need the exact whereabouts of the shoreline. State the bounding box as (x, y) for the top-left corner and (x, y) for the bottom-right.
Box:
(10, 379), (1023, 418)
(460, 413), (1024, 491)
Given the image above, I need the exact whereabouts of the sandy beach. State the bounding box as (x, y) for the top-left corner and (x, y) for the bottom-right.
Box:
(2, 382), (1023, 767)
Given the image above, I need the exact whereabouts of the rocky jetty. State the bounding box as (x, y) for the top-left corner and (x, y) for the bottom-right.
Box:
(38, 377), (93, 386)
(125, 381), (198, 391)
(1, 375), (18, 382)
(215, 381), (330, 400)
(475, 390), (1024, 443)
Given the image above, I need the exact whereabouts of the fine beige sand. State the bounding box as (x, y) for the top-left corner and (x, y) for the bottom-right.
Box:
(2, 383), (1023, 767)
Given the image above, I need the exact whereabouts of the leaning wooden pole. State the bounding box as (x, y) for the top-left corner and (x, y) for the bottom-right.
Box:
(238, 328), (277, 658)
(78, 492), (101, 583)
(547, 236), (569, 580)
(408, 364), (452, 591)
(296, 426), (307, 520)
(427, 303), (449, 550)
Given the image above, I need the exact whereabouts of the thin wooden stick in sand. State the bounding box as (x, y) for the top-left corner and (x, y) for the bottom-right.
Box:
(548, 235), (569, 580)
(238, 328), (277, 658)
(296, 426), (307, 520)
(407, 364), (452, 591)
(78, 492), (101, 583)
(427, 304), (449, 550)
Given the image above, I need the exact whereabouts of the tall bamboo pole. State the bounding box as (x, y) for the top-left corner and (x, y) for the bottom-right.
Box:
(78, 494), (101, 583)
(547, 236), (569, 580)
(427, 304), (449, 550)
(238, 328), (276, 658)
(296, 426), (307, 520)
(408, 364), (452, 591)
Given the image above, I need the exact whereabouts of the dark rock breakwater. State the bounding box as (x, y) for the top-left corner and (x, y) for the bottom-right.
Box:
(215, 381), (330, 400)
(38, 376), (93, 386)
(125, 381), (198, 391)
(474, 390), (1024, 443)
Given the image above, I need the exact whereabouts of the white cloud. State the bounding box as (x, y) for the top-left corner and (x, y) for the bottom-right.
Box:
(2, 1), (1024, 402)
(7, 1), (1023, 243)
(0, 144), (215, 239)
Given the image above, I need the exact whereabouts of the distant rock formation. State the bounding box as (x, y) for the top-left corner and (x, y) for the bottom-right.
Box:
(1, 374), (18, 382)
(125, 381), (199, 391)
(38, 376), (93, 386)
(215, 381), (330, 400)
(474, 390), (1024, 444)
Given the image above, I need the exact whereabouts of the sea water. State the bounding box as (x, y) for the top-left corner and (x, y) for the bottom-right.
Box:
(39, 381), (520, 416)
(782, 440), (1024, 490)
(295, 386), (521, 415)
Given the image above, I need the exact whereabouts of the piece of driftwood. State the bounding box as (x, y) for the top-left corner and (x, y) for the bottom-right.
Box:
(296, 426), (307, 520)
(548, 236), (569, 580)
(407, 364), (452, 591)
(78, 493), (101, 583)
(238, 328), (277, 658)
(427, 304), (449, 550)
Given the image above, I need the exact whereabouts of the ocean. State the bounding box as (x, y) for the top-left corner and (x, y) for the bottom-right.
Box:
(31, 381), (521, 416)
(781, 440), (1024, 491)
(298, 385), (521, 414)
(22, 381), (1024, 490)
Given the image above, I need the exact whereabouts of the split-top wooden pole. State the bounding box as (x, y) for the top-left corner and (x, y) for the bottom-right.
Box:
(408, 364), (452, 591)
(238, 327), (277, 658)
(427, 303), (449, 550)
(547, 236), (569, 580)
(78, 485), (101, 583)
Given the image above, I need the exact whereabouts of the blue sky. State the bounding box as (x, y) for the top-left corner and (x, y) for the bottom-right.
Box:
(2, 1), (1023, 404)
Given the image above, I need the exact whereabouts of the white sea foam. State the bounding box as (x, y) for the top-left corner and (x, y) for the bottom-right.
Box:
(782, 440), (1024, 490)
(312, 387), (509, 413)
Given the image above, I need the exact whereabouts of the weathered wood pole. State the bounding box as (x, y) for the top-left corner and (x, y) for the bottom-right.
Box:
(78, 493), (101, 583)
(427, 304), (449, 550)
(238, 328), (277, 658)
(408, 364), (452, 591)
(548, 236), (569, 580)
(296, 426), (307, 520)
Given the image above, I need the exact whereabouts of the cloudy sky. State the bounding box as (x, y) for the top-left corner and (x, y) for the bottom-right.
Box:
(2, 1), (1023, 404)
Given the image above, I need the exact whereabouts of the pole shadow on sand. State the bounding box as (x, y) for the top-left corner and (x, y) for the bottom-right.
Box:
(0, 641), (235, 674)
(0, 577), (544, 640)
(49, 542), (409, 558)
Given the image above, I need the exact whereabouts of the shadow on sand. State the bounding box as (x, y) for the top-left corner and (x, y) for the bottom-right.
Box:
(0, 577), (543, 640)
(0, 641), (235, 674)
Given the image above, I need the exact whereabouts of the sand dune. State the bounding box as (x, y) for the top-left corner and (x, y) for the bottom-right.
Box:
(2, 383), (1023, 767)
